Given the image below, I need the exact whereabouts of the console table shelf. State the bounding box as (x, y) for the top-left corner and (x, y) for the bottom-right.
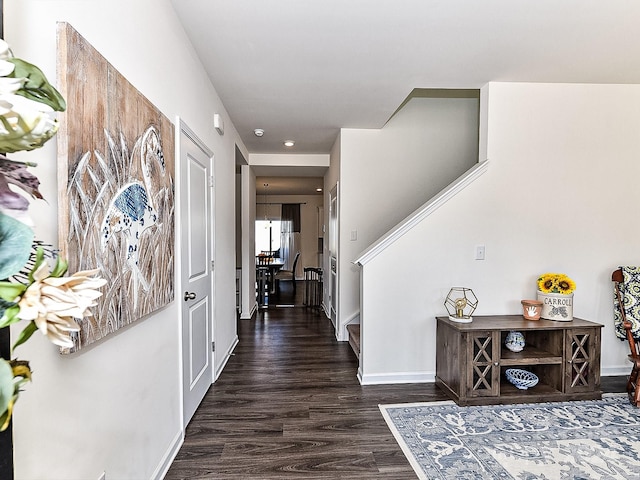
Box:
(435, 315), (602, 406)
(500, 347), (563, 365)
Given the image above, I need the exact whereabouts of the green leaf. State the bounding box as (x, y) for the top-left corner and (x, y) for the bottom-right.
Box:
(0, 281), (26, 301)
(0, 408), (10, 431)
(11, 360), (31, 383)
(0, 359), (14, 427)
(0, 212), (33, 279)
(0, 304), (20, 329)
(0, 359), (31, 432)
(12, 321), (37, 351)
(28, 246), (45, 283)
(49, 254), (68, 278)
(7, 58), (66, 112)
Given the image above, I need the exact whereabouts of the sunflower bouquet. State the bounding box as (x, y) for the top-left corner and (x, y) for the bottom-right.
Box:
(537, 273), (576, 295)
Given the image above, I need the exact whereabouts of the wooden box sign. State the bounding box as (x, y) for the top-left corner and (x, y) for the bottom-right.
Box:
(537, 292), (574, 322)
(56, 23), (175, 352)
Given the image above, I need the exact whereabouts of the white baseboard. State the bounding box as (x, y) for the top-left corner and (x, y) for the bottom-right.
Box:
(151, 429), (183, 480)
(240, 302), (257, 320)
(359, 371), (435, 385)
(215, 335), (239, 380)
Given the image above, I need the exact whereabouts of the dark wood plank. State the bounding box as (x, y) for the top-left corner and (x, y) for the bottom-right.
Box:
(165, 307), (626, 479)
(436, 315), (603, 331)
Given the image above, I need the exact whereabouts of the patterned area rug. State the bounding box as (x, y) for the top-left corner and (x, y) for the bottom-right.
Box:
(380, 394), (640, 479)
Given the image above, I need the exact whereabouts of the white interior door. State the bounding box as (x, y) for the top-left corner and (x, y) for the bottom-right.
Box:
(179, 121), (214, 427)
(329, 184), (338, 331)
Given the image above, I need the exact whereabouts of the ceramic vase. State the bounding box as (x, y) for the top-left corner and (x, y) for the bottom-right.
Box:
(537, 292), (573, 321)
(505, 330), (525, 352)
(521, 299), (543, 321)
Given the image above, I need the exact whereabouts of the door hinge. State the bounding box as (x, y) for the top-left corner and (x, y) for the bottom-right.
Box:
(208, 175), (214, 188)
(212, 341), (215, 352)
(211, 260), (215, 269)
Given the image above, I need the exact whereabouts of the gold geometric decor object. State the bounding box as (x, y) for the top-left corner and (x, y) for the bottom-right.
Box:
(56, 23), (175, 352)
(444, 287), (478, 323)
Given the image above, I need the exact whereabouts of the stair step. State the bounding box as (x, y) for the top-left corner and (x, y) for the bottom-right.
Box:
(346, 324), (360, 360)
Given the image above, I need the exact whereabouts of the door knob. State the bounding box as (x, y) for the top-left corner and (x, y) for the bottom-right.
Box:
(184, 292), (197, 301)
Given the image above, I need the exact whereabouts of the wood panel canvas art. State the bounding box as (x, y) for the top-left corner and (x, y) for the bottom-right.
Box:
(56, 23), (175, 352)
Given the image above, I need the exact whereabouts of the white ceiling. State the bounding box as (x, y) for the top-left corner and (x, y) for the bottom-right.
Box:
(171, 0), (640, 157)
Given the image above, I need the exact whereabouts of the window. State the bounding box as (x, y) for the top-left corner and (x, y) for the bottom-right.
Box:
(255, 220), (282, 255)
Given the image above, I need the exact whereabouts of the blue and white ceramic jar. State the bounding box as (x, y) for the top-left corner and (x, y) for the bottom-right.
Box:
(505, 330), (525, 352)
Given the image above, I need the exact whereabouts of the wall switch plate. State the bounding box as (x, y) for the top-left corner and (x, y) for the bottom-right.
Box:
(475, 245), (485, 260)
(350, 230), (357, 241)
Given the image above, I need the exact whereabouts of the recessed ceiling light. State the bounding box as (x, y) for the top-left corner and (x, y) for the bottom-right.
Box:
(254, 128), (264, 137)
(283, 140), (295, 147)
(316, 188), (323, 192)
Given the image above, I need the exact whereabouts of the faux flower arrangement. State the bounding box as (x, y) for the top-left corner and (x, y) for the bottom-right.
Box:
(0, 39), (106, 431)
(537, 272), (576, 295)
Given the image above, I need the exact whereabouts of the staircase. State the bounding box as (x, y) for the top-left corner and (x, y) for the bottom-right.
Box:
(346, 324), (360, 360)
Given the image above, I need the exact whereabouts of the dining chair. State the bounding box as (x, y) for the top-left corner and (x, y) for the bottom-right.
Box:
(274, 252), (300, 297)
(303, 267), (323, 308)
(256, 255), (271, 306)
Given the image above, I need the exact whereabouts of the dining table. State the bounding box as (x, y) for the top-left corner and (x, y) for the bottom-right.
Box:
(256, 256), (286, 296)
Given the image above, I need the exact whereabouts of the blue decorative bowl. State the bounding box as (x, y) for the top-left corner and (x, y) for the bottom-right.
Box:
(505, 368), (539, 390)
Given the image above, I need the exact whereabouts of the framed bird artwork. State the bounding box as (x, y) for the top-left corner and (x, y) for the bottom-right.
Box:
(56, 23), (175, 352)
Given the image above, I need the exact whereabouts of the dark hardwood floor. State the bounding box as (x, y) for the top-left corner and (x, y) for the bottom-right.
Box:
(165, 291), (628, 479)
(261, 276), (306, 307)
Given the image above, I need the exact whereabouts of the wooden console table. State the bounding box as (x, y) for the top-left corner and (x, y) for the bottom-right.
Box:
(435, 315), (602, 406)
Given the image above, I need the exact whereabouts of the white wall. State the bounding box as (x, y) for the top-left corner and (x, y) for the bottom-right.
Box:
(250, 153), (330, 168)
(338, 96), (480, 338)
(240, 165), (257, 319)
(359, 82), (640, 382)
(5, 1), (245, 478)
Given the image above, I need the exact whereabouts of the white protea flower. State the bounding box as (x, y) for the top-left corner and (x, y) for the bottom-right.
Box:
(17, 262), (107, 348)
(0, 38), (16, 78)
(0, 94), (58, 152)
(0, 76), (23, 94)
(0, 38), (64, 153)
(0, 60), (16, 78)
(0, 39), (11, 59)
